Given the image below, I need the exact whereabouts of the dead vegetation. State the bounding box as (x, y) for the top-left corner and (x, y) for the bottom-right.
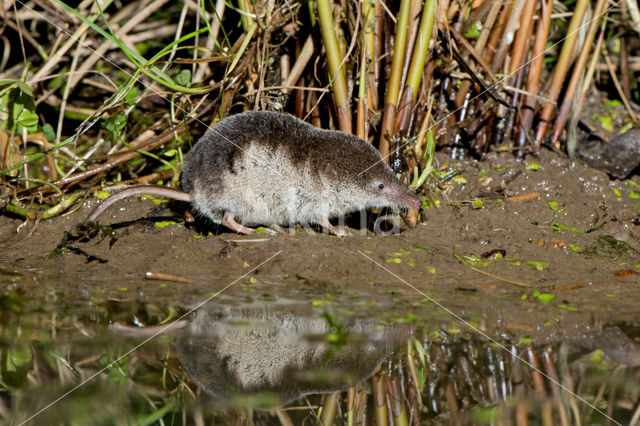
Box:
(0, 0), (639, 220)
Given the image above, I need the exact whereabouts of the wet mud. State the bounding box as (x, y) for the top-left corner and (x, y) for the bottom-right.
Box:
(2, 149), (639, 423)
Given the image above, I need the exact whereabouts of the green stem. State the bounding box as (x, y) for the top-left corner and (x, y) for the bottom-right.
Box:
(405, 0), (436, 100)
(317, 0), (351, 132)
(385, 0), (412, 107)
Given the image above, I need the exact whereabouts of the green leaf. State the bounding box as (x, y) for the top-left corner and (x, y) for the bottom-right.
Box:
(464, 22), (481, 39)
(42, 123), (56, 142)
(548, 201), (566, 213)
(552, 222), (585, 233)
(526, 260), (548, 271)
(104, 112), (127, 134)
(526, 162), (539, 171)
(175, 69), (192, 87)
(472, 199), (485, 209)
(16, 109), (38, 128)
(532, 290), (555, 304)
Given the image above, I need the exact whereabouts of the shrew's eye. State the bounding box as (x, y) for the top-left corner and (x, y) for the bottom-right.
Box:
(378, 183), (384, 189)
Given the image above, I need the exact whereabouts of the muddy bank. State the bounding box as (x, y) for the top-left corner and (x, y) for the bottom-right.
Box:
(2, 149), (639, 344)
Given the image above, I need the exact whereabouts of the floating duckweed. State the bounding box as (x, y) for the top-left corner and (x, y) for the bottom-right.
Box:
(477, 169), (490, 176)
(366, 280), (374, 286)
(527, 260), (548, 271)
(326, 333), (341, 343)
(612, 187), (622, 197)
(552, 222), (585, 233)
(511, 261), (521, 266)
(520, 294), (527, 300)
(456, 254), (492, 267)
(548, 201), (566, 213)
(404, 312), (417, 322)
(408, 260), (416, 267)
(363, 250), (372, 254)
(597, 114), (613, 131)
(245, 277), (258, 284)
(629, 191), (639, 199)
(312, 300), (328, 306)
(385, 258), (402, 263)
(254, 227), (267, 234)
(154, 221), (176, 228)
(557, 304), (577, 311)
(532, 290), (554, 303)
(543, 320), (553, 326)
(398, 248), (411, 255)
(453, 176), (467, 184)
(526, 163), (539, 171)
(192, 235), (203, 238)
(119, 287), (128, 291)
(519, 337), (532, 344)
(447, 325), (462, 334)
(472, 199), (485, 209)
(590, 349), (604, 362)
(426, 266), (436, 274)
(569, 244), (581, 252)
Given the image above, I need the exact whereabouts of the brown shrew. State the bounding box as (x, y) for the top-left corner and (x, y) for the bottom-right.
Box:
(85, 111), (420, 236)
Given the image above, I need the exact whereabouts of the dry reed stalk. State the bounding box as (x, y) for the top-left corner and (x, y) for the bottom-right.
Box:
(317, 391), (340, 426)
(567, 26), (605, 157)
(527, 345), (553, 426)
(378, 0), (412, 161)
(483, 2), (512, 67)
(491, 0), (526, 74)
(551, 0), (608, 146)
(534, 0), (590, 146)
(317, 0), (352, 133)
(453, 0), (502, 110)
(373, 370), (388, 426)
(516, 0), (554, 151)
(396, 0), (436, 138)
(542, 348), (570, 426)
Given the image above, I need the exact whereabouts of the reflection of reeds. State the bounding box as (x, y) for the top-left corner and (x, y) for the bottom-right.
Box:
(4, 306), (639, 426)
(2, 1), (636, 216)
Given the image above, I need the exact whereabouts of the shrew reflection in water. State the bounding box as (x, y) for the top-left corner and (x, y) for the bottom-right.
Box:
(174, 302), (410, 407)
(5, 296), (640, 424)
(117, 301), (640, 424)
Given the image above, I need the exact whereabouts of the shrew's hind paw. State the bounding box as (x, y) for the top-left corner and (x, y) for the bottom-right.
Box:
(317, 218), (351, 237)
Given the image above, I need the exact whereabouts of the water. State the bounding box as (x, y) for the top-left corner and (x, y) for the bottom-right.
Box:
(2, 288), (639, 425)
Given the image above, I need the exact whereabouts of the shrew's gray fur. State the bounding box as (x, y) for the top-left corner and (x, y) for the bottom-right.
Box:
(181, 111), (420, 227)
(87, 111), (420, 235)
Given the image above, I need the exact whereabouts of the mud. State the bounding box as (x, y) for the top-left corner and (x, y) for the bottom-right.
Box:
(2, 148), (639, 343)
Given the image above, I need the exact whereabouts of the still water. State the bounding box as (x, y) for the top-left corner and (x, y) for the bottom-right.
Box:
(2, 286), (639, 425)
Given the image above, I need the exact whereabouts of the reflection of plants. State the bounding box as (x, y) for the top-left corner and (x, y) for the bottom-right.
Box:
(3, 301), (638, 424)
